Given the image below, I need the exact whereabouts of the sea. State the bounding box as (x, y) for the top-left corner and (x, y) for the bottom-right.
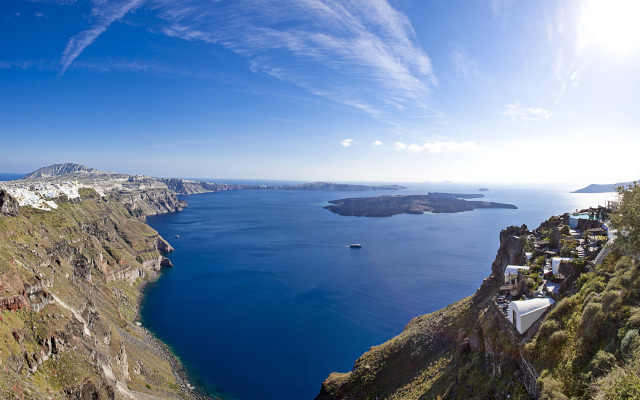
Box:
(138, 182), (616, 400)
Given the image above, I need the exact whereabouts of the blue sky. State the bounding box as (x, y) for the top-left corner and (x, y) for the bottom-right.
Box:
(2, 0), (640, 184)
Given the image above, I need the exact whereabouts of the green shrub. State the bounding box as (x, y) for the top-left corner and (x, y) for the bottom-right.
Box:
(589, 350), (616, 377)
(539, 376), (568, 400)
(621, 330), (640, 359)
(583, 291), (602, 308)
(539, 320), (560, 339)
(580, 302), (605, 343)
(549, 330), (567, 348)
(627, 309), (640, 329)
(548, 297), (576, 322)
(594, 366), (640, 400)
(602, 290), (624, 315)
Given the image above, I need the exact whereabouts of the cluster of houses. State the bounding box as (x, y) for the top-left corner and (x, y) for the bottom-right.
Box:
(496, 208), (612, 335)
(0, 180), (80, 211)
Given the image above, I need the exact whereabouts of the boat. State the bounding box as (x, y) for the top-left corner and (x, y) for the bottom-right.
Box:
(349, 243), (362, 248)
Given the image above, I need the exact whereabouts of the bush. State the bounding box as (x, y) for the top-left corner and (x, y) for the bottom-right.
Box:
(594, 366), (640, 400)
(589, 350), (616, 377)
(580, 302), (605, 343)
(539, 376), (568, 400)
(627, 309), (640, 329)
(548, 297), (576, 322)
(539, 320), (560, 339)
(602, 290), (624, 315)
(549, 330), (567, 348)
(621, 330), (640, 359)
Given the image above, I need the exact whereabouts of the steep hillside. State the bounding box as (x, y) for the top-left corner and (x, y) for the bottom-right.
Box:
(0, 188), (205, 399)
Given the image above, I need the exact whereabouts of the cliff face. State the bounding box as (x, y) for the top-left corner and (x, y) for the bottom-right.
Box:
(0, 189), (199, 399)
(109, 189), (187, 220)
(0, 189), (19, 216)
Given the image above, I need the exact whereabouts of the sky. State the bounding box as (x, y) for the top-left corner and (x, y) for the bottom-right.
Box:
(1, 0), (640, 184)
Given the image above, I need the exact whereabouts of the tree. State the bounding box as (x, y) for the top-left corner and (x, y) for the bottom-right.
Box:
(611, 182), (640, 257)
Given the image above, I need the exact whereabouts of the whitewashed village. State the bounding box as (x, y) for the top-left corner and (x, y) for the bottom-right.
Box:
(494, 203), (617, 338)
(0, 180), (81, 211)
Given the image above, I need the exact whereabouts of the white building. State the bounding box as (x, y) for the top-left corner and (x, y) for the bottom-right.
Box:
(508, 297), (555, 334)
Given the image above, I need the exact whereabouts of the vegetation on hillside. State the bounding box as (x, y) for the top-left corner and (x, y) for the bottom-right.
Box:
(0, 189), (192, 399)
(527, 182), (640, 399)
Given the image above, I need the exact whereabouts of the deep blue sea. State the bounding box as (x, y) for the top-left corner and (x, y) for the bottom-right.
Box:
(0, 173), (25, 181)
(142, 183), (614, 400)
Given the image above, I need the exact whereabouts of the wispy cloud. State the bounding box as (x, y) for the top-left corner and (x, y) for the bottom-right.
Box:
(341, 138), (354, 147)
(450, 43), (478, 78)
(60, 0), (144, 74)
(371, 140), (382, 147)
(502, 102), (552, 122)
(151, 0), (437, 118)
(395, 141), (480, 153)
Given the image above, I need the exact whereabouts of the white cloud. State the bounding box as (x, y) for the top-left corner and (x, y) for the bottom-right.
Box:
(394, 141), (480, 153)
(502, 102), (552, 122)
(341, 138), (354, 147)
(423, 141), (480, 153)
(151, 0), (436, 117)
(371, 140), (382, 147)
(60, 0), (144, 74)
(407, 143), (423, 152)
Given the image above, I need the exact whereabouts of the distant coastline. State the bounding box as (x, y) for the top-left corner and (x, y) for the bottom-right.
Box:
(572, 181), (634, 193)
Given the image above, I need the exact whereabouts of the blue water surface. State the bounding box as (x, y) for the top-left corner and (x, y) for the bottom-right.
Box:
(142, 183), (614, 400)
(0, 173), (25, 181)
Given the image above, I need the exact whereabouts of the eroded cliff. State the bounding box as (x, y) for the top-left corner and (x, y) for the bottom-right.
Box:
(0, 189), (204, 399)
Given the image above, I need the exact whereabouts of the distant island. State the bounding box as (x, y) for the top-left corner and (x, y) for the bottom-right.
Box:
(16, 163), (406, 195)
(479, 188), (489, 191)
(324, 192), (517, 217)
(572, 181), (634, 193)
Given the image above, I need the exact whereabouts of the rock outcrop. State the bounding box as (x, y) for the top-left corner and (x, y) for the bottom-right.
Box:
(0, 189), (19, 216)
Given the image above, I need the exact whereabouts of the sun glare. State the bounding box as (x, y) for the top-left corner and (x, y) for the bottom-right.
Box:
(581, 0), (640, 57)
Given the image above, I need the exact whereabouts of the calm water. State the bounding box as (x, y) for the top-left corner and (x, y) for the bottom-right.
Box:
(142, 183), (614, 400)
(0, 173), (25, 181)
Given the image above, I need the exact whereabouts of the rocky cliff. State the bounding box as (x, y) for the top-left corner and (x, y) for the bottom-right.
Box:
(0, 188), (204, 399)
(0, 189), (19, 216)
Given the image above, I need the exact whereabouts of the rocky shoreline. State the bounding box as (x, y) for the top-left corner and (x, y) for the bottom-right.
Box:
(135, 278), (215, 400)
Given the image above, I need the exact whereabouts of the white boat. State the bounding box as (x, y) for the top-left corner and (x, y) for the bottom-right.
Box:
(349, 243), (362, 248)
